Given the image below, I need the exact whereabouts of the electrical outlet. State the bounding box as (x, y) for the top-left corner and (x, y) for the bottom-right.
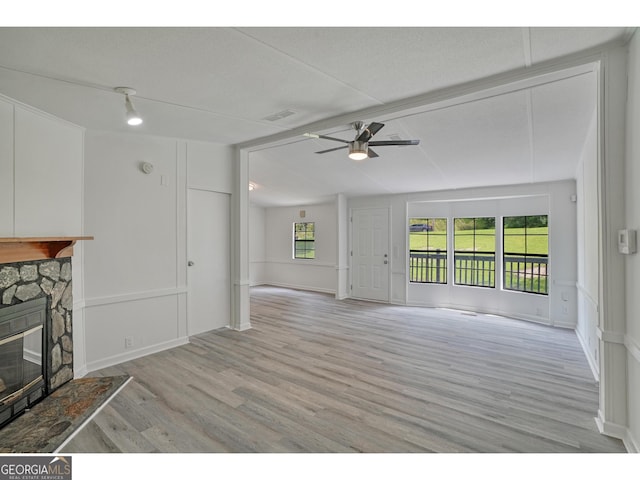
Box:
(124, 336), (134, 348)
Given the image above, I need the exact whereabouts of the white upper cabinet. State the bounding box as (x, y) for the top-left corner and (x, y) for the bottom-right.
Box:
(0, 98), (14, 237)
(0, 94), (83, 237)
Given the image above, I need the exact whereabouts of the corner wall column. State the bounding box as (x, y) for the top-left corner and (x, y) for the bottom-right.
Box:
(231, 147), (251, 331)
(336, 193), (349, 300)
(596, 47), (629, 438)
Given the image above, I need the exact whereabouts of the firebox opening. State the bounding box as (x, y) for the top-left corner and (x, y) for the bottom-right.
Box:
(0, 297), (47, 428)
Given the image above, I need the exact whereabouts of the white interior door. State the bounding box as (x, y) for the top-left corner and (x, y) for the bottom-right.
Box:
(351, 207), (390, 302)
(187, 189), (231, 336)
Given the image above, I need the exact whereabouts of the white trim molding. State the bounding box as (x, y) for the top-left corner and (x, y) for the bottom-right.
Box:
(597, 327), (626, 344)
(625, 334), (640, 364)
(265, 259), (336, 268)
(74, 365), (88, 379)
(261, 281), (336, 296)
(626, 429), (640, 454)
(85, 337), (189, 373)
(596, 332), (640, 454)
(596, 411), (638, 453)
(84, 287), (188, 308)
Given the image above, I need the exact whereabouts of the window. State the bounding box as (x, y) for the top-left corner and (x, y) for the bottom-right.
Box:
(503, 215), (548, 295)
(454, 217), (495, 288)
(293, 222), (315, 259)
(409, 218), (447, 284)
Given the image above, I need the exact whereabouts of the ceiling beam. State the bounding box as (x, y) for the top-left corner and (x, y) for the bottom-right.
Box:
(236, 41), (620, 152)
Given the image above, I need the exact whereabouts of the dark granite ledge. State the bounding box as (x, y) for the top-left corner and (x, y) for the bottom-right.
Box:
(0, 375), (130, 453)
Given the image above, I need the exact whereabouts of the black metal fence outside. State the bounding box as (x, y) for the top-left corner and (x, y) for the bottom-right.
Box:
(409, 250), (548, 295)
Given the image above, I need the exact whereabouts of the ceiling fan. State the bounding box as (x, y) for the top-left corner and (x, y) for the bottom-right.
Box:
(304, 121), (420, 160)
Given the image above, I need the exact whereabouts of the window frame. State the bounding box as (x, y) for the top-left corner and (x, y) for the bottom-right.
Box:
(293, 222), (316, 259)
(502, 215), (549, 295)
(408, 217), (448, 284)
(453, 217), (496, 289)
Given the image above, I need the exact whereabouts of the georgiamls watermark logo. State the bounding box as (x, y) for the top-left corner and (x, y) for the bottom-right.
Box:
(0, 456), (71, 480)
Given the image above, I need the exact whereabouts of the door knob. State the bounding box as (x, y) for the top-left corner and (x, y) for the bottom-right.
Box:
(384, 260), (388, 264)
(188, 261), (195, 267)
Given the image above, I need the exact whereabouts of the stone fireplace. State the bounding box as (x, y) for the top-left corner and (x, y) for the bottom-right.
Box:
(0, 237), (91, 428)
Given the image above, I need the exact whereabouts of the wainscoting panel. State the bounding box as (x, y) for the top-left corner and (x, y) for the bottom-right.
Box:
(626, 349), (640, 453)
(263, 261), (336, 295)
(83, 290), (188, 372)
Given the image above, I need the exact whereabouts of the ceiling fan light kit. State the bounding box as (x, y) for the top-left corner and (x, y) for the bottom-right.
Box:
(348, 141), (368, 161)
(308, 121), (419, 160)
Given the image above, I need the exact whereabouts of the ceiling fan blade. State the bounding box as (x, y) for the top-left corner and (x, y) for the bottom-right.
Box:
(367, 148), (379, 158)
(356, 122), (385, 142)
(317, 134), (350, 144)
(305, 132), (350, 144)
(315, 145), (349, 154)
(368, 139), (420, 146)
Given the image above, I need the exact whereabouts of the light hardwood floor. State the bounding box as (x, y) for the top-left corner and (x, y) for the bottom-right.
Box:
(62, 286), (626, 453)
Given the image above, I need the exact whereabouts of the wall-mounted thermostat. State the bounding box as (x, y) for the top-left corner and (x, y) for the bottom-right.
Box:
(618, 229), (637, 255)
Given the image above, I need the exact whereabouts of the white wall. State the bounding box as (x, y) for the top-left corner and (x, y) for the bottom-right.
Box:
(624, 30), (640, 453)
(262, 203), (337, 294)
(82, 130), (233, 372)
(186, 141), (234, 193)
(350, 180), (577, 325)
(84, 132), (180, 299)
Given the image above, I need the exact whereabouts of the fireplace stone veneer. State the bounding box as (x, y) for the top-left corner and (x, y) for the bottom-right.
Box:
(0, 258), (74, 392)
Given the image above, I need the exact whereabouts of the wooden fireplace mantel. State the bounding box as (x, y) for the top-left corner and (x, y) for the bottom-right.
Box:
(0, 237), (94, 264)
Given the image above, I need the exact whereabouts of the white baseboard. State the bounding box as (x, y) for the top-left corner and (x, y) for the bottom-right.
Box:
(74, 365), (89, 379)
(595, 410), (637, 452)
(85, 337), (189, 374)
(626, 428), (640, 453)
(233, 322), (252, 332)
(259, 282), (336, 296)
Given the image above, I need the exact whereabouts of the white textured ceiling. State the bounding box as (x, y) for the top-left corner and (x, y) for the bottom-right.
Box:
(0, 27), (634, 206)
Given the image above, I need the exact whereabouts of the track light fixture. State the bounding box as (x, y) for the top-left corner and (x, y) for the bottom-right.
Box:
(114, 87), (143, 126)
